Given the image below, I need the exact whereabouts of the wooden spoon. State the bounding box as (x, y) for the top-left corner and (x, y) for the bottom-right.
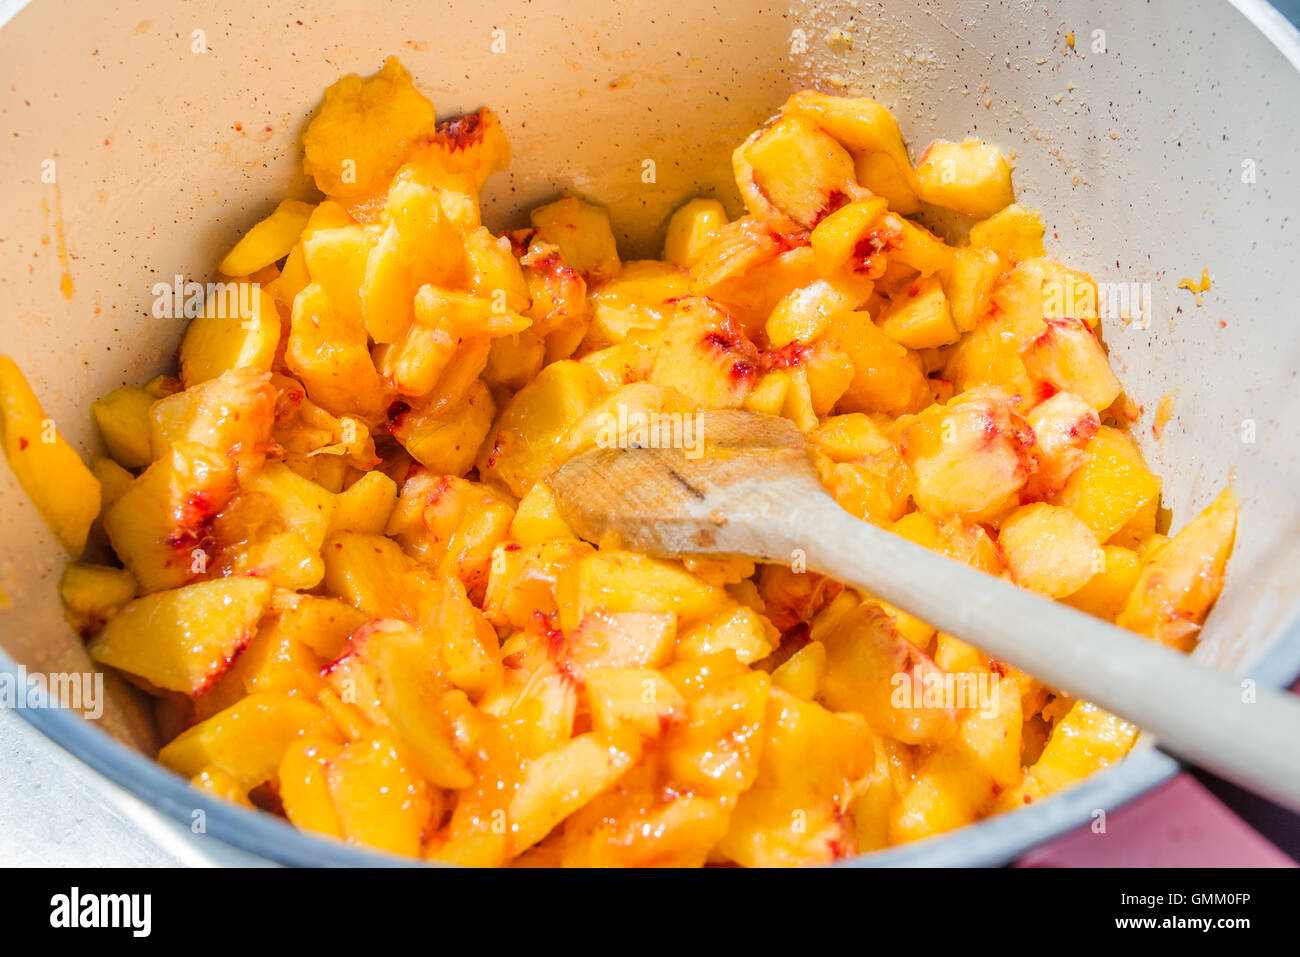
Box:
(550, 409), (1300, 812)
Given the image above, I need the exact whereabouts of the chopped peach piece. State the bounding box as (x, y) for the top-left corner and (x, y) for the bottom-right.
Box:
(1116, 488), (1237, 650)
(88, 578), (272, 696)
(896, 387), (1034, 522)
(915, 138), (1015, 218)
(999, 503), (1101, 599)
(0, 356), (101, 555)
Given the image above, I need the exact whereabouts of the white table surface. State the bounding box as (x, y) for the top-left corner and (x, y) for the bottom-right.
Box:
(0, 705), (265, 867)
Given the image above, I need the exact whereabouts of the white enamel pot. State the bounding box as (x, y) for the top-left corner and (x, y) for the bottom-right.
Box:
(1, 0), (1298, 865)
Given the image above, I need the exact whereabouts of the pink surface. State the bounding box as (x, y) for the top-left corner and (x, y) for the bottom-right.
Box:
(1017, 674), (1300, 867)
(1017, 774), (1294, 867)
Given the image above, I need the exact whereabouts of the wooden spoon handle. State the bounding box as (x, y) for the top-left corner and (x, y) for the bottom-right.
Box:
(781, 494), (1300, 813)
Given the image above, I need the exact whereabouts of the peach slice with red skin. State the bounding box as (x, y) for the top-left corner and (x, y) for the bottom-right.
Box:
(735, 115), (862, 228)
(1024, 391), (1100, 498)
(719, 688), (874, 867)
(818, 601), (960, 746)
(1116, 488), (1237, 651)
(103, 441), (238, 593)
(88, 577), (273, 697)
(1020, 317), (1121, 411)
(648, 297), (760, 410)
(322, 617), (474, 789)
(896, 386), (1036, 523)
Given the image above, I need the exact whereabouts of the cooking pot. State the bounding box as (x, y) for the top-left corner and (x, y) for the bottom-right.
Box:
(2, 0), (1298, 866)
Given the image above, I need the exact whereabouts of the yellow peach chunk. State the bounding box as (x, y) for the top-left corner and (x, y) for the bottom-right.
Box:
(1054, 426), (1162, 542)
(878, 275), (960, 349)
(915, 138), (1015, 218)
(302, 57), (438, 201)
(765, 280), (855, 348)
(664, 198), (728, 268)
(279, 737), (344, 838)
(476, 359), (607, 496)
(998, 503), (1101, 599)
(326, 731), (439, 856)
(178, 285), (280, 388)
(780, 91), (921, 213)
(1065, 545), (1141, 621)
(508, 728), (641, 853)
(161, 691), (336, 790)
(556, 551), (724, 634)
(58, 563), (137, 639)
(896, 387), (1033, 522)
(719, 689), (873, 867)
(809, 196), (889, 275)
(89, 578), (272, 696)
(738, 116), (860, 227)
(940, 246), (1002, 332)
(102, 441), (237, 593)
(584, 667), (686, 737)
(998, 702), (1137, 809)
(968, 203), (1045, 264)
(530, 196), (621, 283)
(676, 602), (778, 664)
(1020, 317), (1121, 411)
(329, 471), (398, 535)
(91, 385), (156, 469)
(220, 199), (315, 277)
(1116, 487), (1237, 651)
(0, 356), (101, 556)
